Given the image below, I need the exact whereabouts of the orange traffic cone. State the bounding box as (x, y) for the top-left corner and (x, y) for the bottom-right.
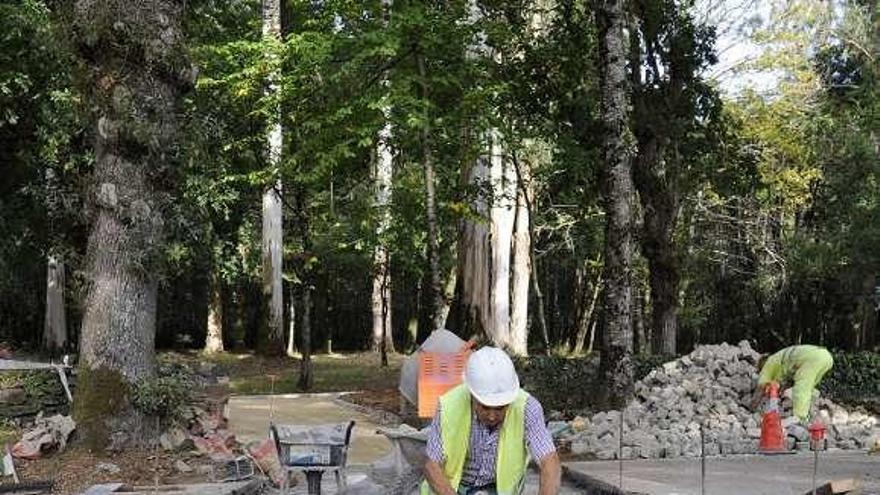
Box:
(758, 382), (789, 454)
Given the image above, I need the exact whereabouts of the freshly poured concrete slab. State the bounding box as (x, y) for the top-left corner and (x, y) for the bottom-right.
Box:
(227, 393), (392, 466)
(564, 452), (880, 495)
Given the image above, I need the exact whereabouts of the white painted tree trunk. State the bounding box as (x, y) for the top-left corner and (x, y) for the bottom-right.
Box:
(489, 130), (516, 349)
(43, 256), (67, 353)
(372, 118), (395, 352)
(509, 162), (531, 356)
(262, 0), (284, 354)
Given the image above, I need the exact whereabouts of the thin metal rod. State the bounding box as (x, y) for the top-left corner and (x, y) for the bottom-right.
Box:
(700, 423), (706, 495)
(812, 446), (818, 495)
(269, 374), (277, 423)
(619, 409), (624, 489)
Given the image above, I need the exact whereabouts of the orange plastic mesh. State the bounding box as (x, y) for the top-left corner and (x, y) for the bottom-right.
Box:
(417, 344), (472, 418)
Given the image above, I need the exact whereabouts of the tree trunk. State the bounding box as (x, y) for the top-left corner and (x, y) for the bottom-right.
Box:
(436, 263), (457, 331)
(458, 143), (492, 339)
(44, 255), (67, 355)
(415, 52), (445, 332)
(296, 189), (313, 391)
(509, 159), (531, 356)
(633, 281), (646, 355)
(298, 282), (313, 390)
(286, 281), (298, 356)
(635, 135), (680, 356)
(70, 0), (189, 450)
(488, 130), (515, 348)
(261, 0), (284, 356)
(597, 0), (637, 409)
(371, 117), (395, 352)
(204, 271), (225, 354)
(43, 167), (67, 356)
(573, 259), (602, 355)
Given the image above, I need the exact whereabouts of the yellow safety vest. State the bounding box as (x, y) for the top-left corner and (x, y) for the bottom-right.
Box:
(421, 384), (529, 495)
(758, 345), (834, 421)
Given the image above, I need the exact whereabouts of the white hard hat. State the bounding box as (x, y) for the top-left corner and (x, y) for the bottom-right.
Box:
(464, 347), (520, 407)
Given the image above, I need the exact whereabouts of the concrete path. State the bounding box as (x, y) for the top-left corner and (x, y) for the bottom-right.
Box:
(227, 393), (392, 466)
(565, 451), (880, 495)
(229, 393), (585, 494)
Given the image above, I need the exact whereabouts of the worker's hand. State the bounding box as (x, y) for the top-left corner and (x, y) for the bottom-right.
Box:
(423, 460), (457, 495)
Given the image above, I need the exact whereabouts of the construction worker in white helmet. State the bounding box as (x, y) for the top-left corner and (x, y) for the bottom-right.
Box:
(422, 346), (561, 495)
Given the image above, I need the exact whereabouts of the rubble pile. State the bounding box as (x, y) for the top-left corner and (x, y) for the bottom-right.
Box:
(554, 341), (880, 459)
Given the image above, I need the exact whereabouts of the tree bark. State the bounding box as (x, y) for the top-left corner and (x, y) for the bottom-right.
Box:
(635, 131), (680, 356)
(509, 158), (531, 356)
(597, 0), (637, 409)
(415, 52), (445, 333)
(458, 142), (493, 339)
(298, 282), (313, 390)
(488, 129), (515, 349)
(573, 259), (602, 355)
(44, 167), (67, 356)
(44, 255), (67, 355)
(70, 0), (190, 450)
(296, 190), (313, 391)
(261, 0), (284, 356)
(204, 271), (225, 354)
(371, 118), (395, 352)
(286, 281), (298, 356)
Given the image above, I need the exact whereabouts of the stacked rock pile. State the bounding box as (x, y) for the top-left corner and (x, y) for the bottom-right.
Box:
(554, 341), (880, 459)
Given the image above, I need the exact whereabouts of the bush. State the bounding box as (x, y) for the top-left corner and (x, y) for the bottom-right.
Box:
(634, 353), (676, 381)
(514, 353), (679, 416)
(820, 351), (880, 413)
(514, 355), (600, 415)
(130, 360), (195, 419)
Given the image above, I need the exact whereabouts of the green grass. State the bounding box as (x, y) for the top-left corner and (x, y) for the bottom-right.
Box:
(197, 351), (405, 395)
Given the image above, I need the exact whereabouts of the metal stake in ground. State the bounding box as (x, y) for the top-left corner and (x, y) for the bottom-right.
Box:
(267, 374), (278, 423)
(809, 422), (827, 495)
(618, 409), (624, 490)
(700, 422), (705, 495)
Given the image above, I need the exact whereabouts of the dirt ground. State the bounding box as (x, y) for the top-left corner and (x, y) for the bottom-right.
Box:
(14, 446), (213, 494)
(4, 351), (407, 494)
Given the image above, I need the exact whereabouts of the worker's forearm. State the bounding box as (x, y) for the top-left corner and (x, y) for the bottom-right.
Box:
(423, 460), (457, 495)
(538, 453), (562, 495)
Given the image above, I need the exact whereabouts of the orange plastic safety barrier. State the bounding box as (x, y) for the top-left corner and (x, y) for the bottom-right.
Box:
(417, 341), (474, 418)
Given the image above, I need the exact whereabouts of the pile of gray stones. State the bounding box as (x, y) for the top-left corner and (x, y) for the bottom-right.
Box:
(550, 341), (880, 460)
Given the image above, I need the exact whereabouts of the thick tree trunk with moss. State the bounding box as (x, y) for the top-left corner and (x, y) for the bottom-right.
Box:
(70, 0), (190, 450)
(597, 0), (636, 410)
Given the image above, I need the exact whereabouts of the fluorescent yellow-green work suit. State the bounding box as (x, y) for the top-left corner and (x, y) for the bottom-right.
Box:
(758, 345), (833, 422)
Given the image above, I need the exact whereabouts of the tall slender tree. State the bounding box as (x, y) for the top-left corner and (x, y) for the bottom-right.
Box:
(372, 116), (395, 353)
(371, 0), (395, 354)
(261, 0), (285, 356)
(596, 0), (637, 409)
(415, 51), (445, 333)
